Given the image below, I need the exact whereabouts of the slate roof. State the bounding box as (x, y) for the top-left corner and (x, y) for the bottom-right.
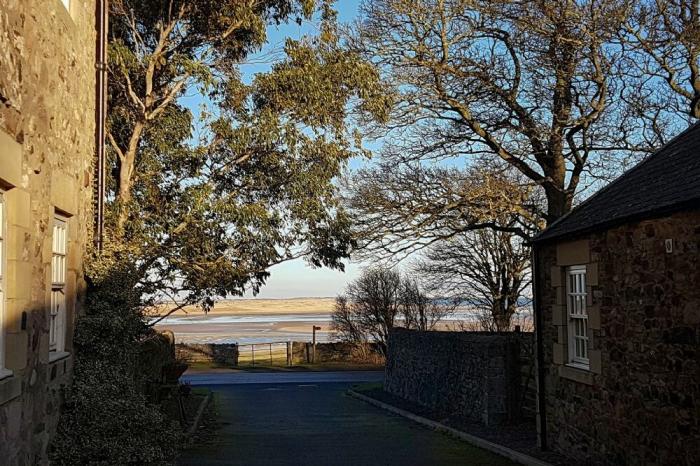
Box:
(535, 122), (700, 243)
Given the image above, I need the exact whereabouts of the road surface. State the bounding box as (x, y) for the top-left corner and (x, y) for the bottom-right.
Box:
(181, 370), (385, 386)
(178, 371), (514, 466)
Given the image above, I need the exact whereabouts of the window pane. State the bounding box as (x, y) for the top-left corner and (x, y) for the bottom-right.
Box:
(567, 267), (589, 364)
(51, 216), (68, 352)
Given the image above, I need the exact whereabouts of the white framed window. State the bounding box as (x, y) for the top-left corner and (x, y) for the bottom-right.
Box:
(50, 215), (68, 355)
(566, 265), (589, 367)
(0, 191), (9, 379)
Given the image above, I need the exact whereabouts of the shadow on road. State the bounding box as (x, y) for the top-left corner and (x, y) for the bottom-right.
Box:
(177, 373), (516, 466)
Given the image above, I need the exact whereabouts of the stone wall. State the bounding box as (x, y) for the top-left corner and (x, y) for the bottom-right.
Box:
(175, 341), (383, 367)
(385, 328), (533, 426)
(0, 0), (97, 463)
(176, 343), (239, 366)
(292, 341), (385, 365)
(537, 209), (700, 465)
(139, 332), (186, 401)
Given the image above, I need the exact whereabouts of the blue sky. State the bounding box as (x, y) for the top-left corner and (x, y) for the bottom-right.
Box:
(227, 1), (367, 298)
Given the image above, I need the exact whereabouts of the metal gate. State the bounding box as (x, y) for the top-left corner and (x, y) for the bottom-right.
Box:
(236, 341), (292, 367)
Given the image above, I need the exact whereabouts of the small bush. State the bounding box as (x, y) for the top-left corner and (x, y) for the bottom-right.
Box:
(50, 359), (180, 465)
(49, 249), (182, 465)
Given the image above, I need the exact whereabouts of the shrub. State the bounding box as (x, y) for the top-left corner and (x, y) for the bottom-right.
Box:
(49, 249), (182, 465)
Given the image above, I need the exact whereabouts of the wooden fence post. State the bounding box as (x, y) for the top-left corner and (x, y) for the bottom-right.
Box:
(312, 325), (321, 363)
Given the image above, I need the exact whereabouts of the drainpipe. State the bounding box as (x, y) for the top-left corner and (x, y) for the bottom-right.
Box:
(531, 242), (548, 450)
(94, 0), (108, 251)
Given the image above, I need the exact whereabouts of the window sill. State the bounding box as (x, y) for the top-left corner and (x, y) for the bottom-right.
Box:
(0, 368), (13, 381)
(49, 351), (70, 364)
(0, 372), (21, 406)
(566, 361), (590, 371)
(559, 363), (594, 386)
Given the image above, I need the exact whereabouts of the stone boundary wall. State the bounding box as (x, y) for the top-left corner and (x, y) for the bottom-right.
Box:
(385, 328), (534, 426)
(176, 343), (239, 366)
(175, 341), (384, 366)
(291, 342), (384, 365)
(139, 331), (188, 397)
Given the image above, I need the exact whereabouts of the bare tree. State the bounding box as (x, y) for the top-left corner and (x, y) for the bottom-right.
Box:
(331, 267), (454, 353)
(331, 296), (369, 345)
(400, 278), (455, 331)
(415, 228), (531, 332)
(332, 267), (401, 354)
(350, 0), (652, 225)
(622, 0), (700, 121)
(344, 165), (543, 259)
(343, 164), (534, 332)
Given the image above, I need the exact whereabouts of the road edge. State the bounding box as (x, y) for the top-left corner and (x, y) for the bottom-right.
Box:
(187, 391), (212, 436)
(346, 389), (552, 466)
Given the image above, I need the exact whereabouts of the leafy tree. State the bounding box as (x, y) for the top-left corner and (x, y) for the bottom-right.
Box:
(108, 0), (316, 232)
(53, 2), (386, 463)
(106, 0), (385, 315)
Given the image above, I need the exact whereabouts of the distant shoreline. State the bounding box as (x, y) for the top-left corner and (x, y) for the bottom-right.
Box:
(154, 297), (337, 318)
(153, 298), (533, 344)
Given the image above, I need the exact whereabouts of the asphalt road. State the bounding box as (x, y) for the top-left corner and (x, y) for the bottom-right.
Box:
(178, 372), (515, 466)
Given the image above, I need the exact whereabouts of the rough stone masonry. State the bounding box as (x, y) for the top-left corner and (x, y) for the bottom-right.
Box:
(536, 210), (700, 466)
(0, 1), (97, 463)
(385, 328), (533, 426)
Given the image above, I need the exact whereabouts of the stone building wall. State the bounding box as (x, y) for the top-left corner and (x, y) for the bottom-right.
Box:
(0, 0), (97, 463)
(385, 328), (533, 426)
(536, 209), (700, 465)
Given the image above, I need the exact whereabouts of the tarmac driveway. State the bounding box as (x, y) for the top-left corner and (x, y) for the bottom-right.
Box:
(178, 372), (515, 466)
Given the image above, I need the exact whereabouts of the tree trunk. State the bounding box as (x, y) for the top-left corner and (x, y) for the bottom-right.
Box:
(116, 158), (134, 234)
(544, 177), (568, 225)
(115, 122), (144, 236)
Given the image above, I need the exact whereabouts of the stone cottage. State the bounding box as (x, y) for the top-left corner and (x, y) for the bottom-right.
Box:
(532, 123), (700, 465)
(0, 0), (105, 463)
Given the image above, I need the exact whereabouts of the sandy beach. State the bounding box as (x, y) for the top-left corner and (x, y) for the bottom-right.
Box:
(155, 297), (336, 316)
(153, 297), (527, 345)
(154, 298), (338, 344)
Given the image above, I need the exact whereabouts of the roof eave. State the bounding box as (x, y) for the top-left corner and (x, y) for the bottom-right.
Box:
(532, 199), (700, 245)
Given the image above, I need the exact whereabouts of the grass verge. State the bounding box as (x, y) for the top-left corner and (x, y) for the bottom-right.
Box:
(184, 360), (385, 373)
